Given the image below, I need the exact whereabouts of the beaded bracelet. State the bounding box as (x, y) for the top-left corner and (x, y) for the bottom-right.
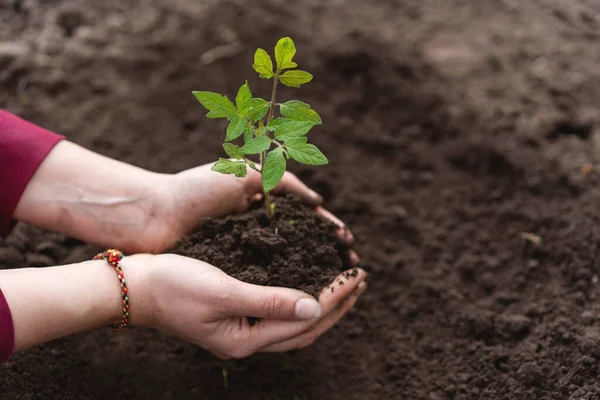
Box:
(93, 249), (130, 333)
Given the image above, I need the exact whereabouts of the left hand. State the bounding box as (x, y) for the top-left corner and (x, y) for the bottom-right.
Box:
(143, 163), (357, 261)
(129, 254), (366, 358)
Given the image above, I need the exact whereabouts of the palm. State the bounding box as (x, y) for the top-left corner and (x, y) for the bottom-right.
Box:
(143, 163), (355, 259)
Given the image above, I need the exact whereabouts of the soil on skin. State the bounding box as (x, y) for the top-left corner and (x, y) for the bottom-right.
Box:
(170, 196), (354, 300)
(3, 0), (600, 399)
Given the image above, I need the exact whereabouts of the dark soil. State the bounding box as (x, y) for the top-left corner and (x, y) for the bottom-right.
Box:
(2, 0), (600, 399)
(170, 195), (353, 300)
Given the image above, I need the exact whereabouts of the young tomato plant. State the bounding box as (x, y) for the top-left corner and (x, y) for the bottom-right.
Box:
(193, 37), (327, 219)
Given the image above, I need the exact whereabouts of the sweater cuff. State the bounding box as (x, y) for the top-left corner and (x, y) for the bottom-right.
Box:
(0, 287), (15, 363)
(0, 110), (64, 236)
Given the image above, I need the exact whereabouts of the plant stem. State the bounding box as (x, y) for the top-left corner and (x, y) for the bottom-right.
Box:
(222, 367), (228, 389)
(266, 74), (279, 126)
(261, 73), (279, 219)
(260, 151), (273, 218)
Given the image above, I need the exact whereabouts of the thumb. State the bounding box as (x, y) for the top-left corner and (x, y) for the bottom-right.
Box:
(228, 281), (322, 320)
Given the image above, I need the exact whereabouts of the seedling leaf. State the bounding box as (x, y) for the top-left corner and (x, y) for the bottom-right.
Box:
(262, 147), (286, 192)
(243, 124), (254, 143)
(246, 159), (258, 171)
(280, 100), (322, 124)
(266, 117), (284, 132)
(226, 117), (246, 141)
(247, 98), (270, 122)
(240, 136), (271, 154)
(279, 70), (313, 88)
(195, 37), (327, 220)
(274, 37), (297, 71)
(193, 91), (237, 119)
(283, 137), (308, 147)
(253, 49), (274, 79)
(286, 142), (328, 165)
(211, 158), (248, 177)
(223, 143), (244, 159)
(236, 82), (252, 116)
(271, 118), (314, 139)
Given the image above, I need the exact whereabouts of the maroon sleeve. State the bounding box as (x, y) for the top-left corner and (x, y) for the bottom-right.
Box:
(0, 109), (64, 236)
(0, 287), (14, 363)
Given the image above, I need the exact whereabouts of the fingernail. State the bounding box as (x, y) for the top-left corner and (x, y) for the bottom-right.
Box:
(354, 281), (367, 296)
(309, 189), (323, 205)
(349, 251), (360, 265)
(345, 230), (355, 244)
(295, 298), (322, 319)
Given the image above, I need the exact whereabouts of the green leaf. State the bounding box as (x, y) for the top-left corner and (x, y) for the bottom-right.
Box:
(226, 118), (246, 141)
(266, 117), (284, 132)
(236, 82), (252, 116)
(211, 158), (248, 177)
(192, 91), (237, 119)
(285, 142), (328, 165)
(253, 49), (274, 79)
(239, 136), (271, 154)
(279, 70), (313, 88)
(270, 118), (314, 139)
(246, 159), (258, 171)
(233, 164), (248, 177)
(279, 100), (322, 124)
(262, 147), (286, 192)
(282, 137), (308, 147)
(247, 98), (270, 122)
(243, 125), (254, 143)
(223, 143), (243, 159)
(278, 133), (306, 142)
(274, 37), (297, 71)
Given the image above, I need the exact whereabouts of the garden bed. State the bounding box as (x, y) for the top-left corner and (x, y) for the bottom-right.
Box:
(2, 0), (600, 398)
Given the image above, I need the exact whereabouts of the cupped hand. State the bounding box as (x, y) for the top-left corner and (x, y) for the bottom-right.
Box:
(127, 254), (367, 358)
(147, 163), (356, 259)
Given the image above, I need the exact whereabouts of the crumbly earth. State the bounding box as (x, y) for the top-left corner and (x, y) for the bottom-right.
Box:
(2, 0), (600, 398)
(170, 196), (354, 300)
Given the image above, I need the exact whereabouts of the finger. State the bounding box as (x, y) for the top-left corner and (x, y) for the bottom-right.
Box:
(349, 250), (360, 265)
(259, 282), (367, 353)
(249, 192), (263, 203)
(318, 268), (366, 313)
(227, 281), (322, 321)
(243, 269), (366, 349)
(316, 207), (354, 245)
(271, 172), (323, 207)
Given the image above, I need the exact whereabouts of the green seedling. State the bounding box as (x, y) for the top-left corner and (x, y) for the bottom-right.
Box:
(193, 37), (327, 219)
(222, 367), (228, 389)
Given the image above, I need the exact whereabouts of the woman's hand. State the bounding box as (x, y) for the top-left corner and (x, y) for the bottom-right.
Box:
(3, 253), (366, 356)
(14, 141), (356, 260)
(127, 254), (366, 358)
(149, 163), (357, 257)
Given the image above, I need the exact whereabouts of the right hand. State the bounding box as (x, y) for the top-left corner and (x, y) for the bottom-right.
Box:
(126, 254), (367, 358)
(150, 163), (357, 260)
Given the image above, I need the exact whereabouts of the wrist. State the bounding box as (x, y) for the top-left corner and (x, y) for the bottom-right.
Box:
(139, 173), (184, 252)
(110, 253), (157, 328)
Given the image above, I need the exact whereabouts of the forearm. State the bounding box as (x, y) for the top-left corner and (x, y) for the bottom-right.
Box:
(0, 255), (151, 351)
(13, 141), (166, 252)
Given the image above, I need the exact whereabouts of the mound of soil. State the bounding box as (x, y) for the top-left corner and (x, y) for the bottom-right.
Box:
(2, 0), (600, 399)
(170, 196), (354, 299)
